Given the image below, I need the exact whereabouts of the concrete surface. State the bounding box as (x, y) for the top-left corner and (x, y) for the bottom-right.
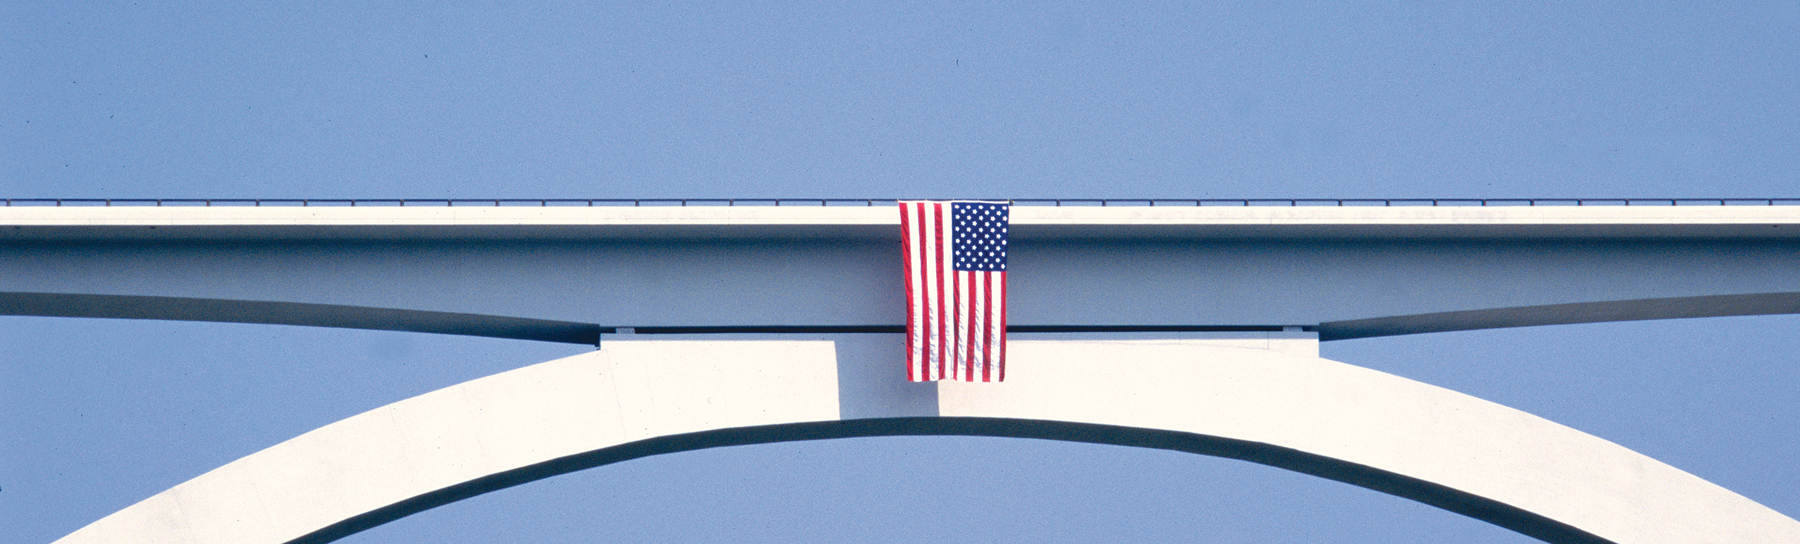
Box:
(52, 335), (1800, 544)
(4, 206), (1797, 336)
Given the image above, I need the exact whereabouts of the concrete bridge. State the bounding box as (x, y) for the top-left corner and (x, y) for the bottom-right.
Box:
(6, 201), (1798, 544)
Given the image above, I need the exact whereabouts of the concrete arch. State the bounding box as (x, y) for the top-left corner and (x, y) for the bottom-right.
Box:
(52, 337), (1800, 544)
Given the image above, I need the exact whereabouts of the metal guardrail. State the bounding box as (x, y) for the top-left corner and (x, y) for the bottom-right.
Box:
(4, 198), (1800, 207)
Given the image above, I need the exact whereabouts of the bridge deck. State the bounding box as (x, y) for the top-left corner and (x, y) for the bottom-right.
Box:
(4, 205), (1797, 341)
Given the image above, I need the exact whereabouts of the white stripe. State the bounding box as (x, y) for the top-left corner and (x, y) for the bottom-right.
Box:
(946, 246), (961, 381)
(901, 203), (911, 380)
(901, 203), (916, 380)
(907, 202), (921, 378)
(974, 272), (983, 382)
(964, 270), (976, 382)
(904, 202), (923, 380)
(958, 271), (971, 380)
(970, 270), (987, 381)
(924, 203), (937, 381)
(921, 205), (936, 381)
(988, 272), (1004, 381)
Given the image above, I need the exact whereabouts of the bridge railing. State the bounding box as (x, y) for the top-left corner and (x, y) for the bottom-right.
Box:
(5, 198), (1800, 207)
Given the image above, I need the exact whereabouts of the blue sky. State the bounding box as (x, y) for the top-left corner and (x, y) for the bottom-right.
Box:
(5, 2), (1799, 543)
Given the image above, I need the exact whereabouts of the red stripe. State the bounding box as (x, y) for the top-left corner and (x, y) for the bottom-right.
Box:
(933, 203), (947, 381)
(898, 202), (916, 381)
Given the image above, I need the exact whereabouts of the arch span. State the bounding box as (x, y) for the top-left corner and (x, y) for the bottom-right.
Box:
(53, 338), (1800, 544)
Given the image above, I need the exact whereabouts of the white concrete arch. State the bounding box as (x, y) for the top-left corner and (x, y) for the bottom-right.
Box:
(52, 336), (1800, 544)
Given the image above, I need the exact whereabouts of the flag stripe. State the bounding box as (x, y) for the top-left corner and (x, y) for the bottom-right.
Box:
(918, 202), (935, 380)
(973, 271), (982, 383)
(959, 270), (971, 380)
(997, 272), (1007, 381)
(899, 205), (916, 381)
(978, 270), (989, 381)
(923, 205), (935, 380)
(933, 202), (947, 380)
(982, 271), (993, 382)
(904, 201), (921, 381)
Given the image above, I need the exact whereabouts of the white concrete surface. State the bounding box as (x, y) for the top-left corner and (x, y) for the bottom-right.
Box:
(9, 202), (1798, 339)
(9, 208), (1799, 335)
(5, 204), (1799, 240)
(943, 340), (1799, 544)
(53, 336), (1800, 544)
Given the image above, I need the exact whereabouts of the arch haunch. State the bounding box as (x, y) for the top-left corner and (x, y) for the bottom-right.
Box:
(53, 338), (1800, 544)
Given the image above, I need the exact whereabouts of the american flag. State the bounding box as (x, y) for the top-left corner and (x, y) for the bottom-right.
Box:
(899, 200), (1008, 382)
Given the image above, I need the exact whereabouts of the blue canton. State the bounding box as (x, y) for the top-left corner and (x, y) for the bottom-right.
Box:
(951, 202), (1009, 272)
